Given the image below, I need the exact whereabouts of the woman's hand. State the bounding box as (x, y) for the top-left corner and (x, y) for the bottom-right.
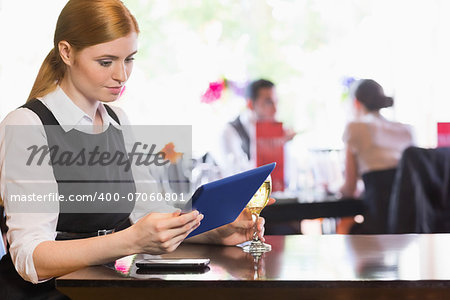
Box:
(200, 198), (276, 246)
(131, 210), (203, 254)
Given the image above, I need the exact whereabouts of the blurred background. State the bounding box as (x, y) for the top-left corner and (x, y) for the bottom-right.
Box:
(1, 0), (450, 241)
(1, 0), (449, 154)
(2, 1), (450, 278)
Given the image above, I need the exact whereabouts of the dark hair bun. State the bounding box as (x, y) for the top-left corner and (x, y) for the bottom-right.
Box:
(381, 96), (394, 108)
(355, 79), (394, 111)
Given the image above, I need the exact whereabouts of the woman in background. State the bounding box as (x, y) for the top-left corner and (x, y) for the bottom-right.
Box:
(340, 79), (414, 233)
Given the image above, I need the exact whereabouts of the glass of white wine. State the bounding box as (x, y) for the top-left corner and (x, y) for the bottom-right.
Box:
(242, 175), (272, 254)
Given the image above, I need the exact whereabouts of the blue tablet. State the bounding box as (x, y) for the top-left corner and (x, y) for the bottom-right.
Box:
(185, 163), (276, 238)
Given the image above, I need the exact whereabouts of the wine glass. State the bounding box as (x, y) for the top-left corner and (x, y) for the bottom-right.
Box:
(242, 175), (272, 254)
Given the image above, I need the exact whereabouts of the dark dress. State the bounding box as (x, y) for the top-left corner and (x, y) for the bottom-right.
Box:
(357, 168), (397, 234)
(0, 99), (136, 299)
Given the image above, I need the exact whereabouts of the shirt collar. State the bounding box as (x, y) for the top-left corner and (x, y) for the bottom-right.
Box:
(40, 86), (121, 132)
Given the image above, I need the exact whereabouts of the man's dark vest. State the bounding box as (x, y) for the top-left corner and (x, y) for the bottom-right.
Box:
(229, 116), (250, 160)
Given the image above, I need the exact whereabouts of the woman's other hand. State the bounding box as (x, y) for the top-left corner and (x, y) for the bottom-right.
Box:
(208, 197), (276, 246)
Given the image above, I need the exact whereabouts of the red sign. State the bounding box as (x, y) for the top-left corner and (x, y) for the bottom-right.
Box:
(438, 122), (450, 147)
(256, 122), (284, 192)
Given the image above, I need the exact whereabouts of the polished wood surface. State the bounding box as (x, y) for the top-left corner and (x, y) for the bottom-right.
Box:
(56, 234), (450, 299)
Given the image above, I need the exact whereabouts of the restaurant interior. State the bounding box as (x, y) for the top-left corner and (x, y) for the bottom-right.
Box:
(1, 0), (450, 299)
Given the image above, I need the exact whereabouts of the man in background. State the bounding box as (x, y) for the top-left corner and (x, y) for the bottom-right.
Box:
(217, 79), (295, 177)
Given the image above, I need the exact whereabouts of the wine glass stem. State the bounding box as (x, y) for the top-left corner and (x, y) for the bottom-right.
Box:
(252, 213), (259, 242)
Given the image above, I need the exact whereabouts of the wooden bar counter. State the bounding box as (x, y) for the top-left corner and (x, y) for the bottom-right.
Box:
(56, 234), (450, 299)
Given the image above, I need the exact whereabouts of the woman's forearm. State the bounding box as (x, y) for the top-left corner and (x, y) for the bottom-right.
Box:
(33, 226), (138, 280)
(340, 182), (357, 198)
(340, 146), (358, 198)
(185, 230), (219, 244)
(32, 210), (202, 281)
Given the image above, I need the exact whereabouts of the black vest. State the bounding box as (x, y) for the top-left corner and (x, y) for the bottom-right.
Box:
(0, 99), (136, 299)
(22, 99), (136, 234)
(229, 116), (251, 160)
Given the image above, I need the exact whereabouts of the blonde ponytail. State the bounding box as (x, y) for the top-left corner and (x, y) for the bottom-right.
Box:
(27, 48), (65, 102)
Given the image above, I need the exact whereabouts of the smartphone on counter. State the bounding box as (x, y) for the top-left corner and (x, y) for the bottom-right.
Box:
(135, 258), (210, 269)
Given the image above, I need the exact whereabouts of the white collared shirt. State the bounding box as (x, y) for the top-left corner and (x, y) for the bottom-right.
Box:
(216, 111), (256, 177)
(0, 86), (171, 284)
(343, 112), (415, 174)
(43, 88), (117, 133)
